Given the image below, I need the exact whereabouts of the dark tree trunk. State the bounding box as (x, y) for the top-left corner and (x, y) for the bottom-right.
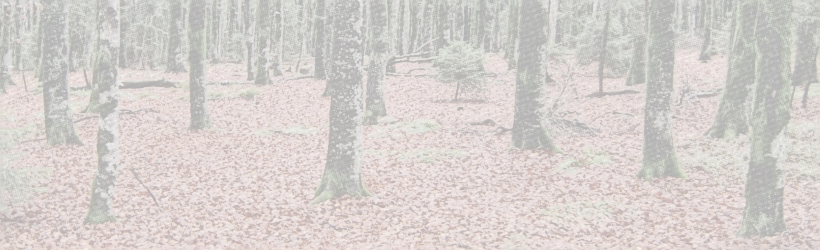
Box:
(626, 0), (647, 86)
(41, 0), (82, 146)
(364, 0), (389, 126)
(738, 0), (792, 238)
(511, 0), (557, 151)
(244, 0), (254, 81)
(792, 20), (818, 88)
(166, 0), (186, 73)
(311, 0), (370, 204)
(597, 5), (610, 93)
(84, 0), (121, 225)
(254, 0), (272, 85)
(698, 0), (715, 62)
(189, 0), (211, 130)
(504, 0), (519, 70)
(637, 0), (684, 179)
(705, 0), (756, 139)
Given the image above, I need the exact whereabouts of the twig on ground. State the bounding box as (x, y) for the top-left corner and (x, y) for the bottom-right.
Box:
(129, 168), (162, 209)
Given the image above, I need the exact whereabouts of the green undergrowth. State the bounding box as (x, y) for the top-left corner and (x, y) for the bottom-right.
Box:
(370, 118), (440, 138)
(254, 124), (318, 136)
(538, 201), (640, 230)
(553, 147), (613, 174)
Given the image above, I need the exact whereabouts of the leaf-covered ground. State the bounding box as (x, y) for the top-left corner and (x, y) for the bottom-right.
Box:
(1, 51), (818, 249)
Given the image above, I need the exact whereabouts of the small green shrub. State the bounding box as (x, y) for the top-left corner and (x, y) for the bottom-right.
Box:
(239, 88), (260, 100)
(434, 41), (486, 100)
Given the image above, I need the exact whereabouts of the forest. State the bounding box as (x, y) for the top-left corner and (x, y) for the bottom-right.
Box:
(0, 0), (818, 248)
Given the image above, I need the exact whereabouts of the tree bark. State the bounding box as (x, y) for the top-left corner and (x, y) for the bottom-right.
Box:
(41, 0), (83, 146)
(792, 19), (818, 88)
(364, 0), (389, 126)
(737, 0), (792, 238)
(698, 0), (715, 62)
(625, 0), (647, 86)
(166, 0), (186, 73)
(244, 0), (254, 81)
(312, 0), (370, 204)
(705, 0), (756, 139)
(597, 5), (610, 93)
(254, 0), (272, 85)
(510, 0), (557, 151)
(637, 0), (684, 179)
(189, 0), (211, 130)
(504, 0), (519, 70)
(84, 0), (121, 225)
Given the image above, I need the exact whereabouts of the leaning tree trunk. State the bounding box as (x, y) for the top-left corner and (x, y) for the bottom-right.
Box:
(364, 0), (389, 126)
(625, 0), (647, 86)
(84, 0), (120, 225)
(698, 0), (715, 62)
(271, 0), (283, 77)
(705, 0), (757, 139)
(737, 0), (792, 238)
(504, 0), (519, 70)
(637, 0), (684, 179)
(166, 0), (186, 73)
(189, 0), (211, 130)
(311, 0), (370, 204)
(254, 0), (272, 85)
(792, 19), (818, 90)
(314, 0), (327, 80)
(510, 0), (557, 151)
(41, 0), (82, 146)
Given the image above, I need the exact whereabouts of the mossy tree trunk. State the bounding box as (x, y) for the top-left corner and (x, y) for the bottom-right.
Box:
(244, 0), (254, 81)
(737, 0), (792, 238)
(254, 0), (271, 85)
(312, 0), (370, 204)
(314, 0), (327, 80)
(0, 7), (11, 94)
(705, 0), (757, 139)
(510, 0), (557, 152)
(626, 0), (647, 86)
(792, 3), (820, 108)
(188, 0), (211, 130)
(504, 0), (519, 70)
(637, 0), (684, 180)
(271, 0), (283, 77)
(470, 0), (486, 52)
(698, 0), (715, 63)
(364, 0), (389, 126)
(41, 0), (82, 146)
(166, 0), (186, 73)
(84, 0), (120, 225)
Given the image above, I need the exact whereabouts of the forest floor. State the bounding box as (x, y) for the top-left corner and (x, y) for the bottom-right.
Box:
(1, 50), (819, 249)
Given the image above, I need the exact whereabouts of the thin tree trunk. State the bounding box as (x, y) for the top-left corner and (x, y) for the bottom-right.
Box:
(504, 0), (519, 70)
(244, 0), (254, 81)
(597, 5), (610, 93)
(84, 0), (121, 225)
(311, 0), (369, 204)
(637, 0), (684, 179)
(792, 20), (818, 88)
(166, 0), (186, 73)
(254, 0), (272, 85)
(41, 0), (83, 146)
(737, 0), (792, 238)
(189, 0), (211, 129)
(364, 0), (389, 126)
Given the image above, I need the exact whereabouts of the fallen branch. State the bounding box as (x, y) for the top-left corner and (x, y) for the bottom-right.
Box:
(208, 80), (254, 86)
(549, 118), (600, 135)
(678, 88), (722, 105)
(586, 90), (640, 98)
(130, 168), (162, 208)
(387, 73), (434, 77)
(121, 79), (180, 89)
(276, 75), (313, 84)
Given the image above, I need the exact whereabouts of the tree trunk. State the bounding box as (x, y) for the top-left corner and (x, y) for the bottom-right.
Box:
(254, 0), (272, 85)
(364, 0), (389, 126)
(504, 0), (519, 70)
(314, 0), (327, 80)
(166, 0), (186, 73)
(626, 0), (647, 86)
(311, 0), (370, 204)
(84, 0), (121, 225)
(511, 0), (557, 151)
(271, 0), (283, 76)
(737, 0), (791, 238)
(792, 20), (818, 88)
(118, 0), (129, 68)
(597, 5), (610, 93)
(637, 0), (684, 179)
(705, 0), (756, 139)
(41, 0), (83, 146)
(0, 7), (11, 94)
(189, 0), (211, 130)
(698, 0), (715, 62)
(244, 0), (254, 81)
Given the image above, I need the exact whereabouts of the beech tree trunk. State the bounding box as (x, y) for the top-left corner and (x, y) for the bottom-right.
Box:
(511, 0), (557, 151)
(705, 0), (757, 139)
(84, 0), (121, 225)
(504, 0), (519, 70)
(41, 0), (83, 146)
(166, 0), (186, 73)
(312, 0), (370, 204)
(626, 0), (647, 86)
(792, 19), (818, 88)
(189, 0), (211, 130)
(254, 0), (272, 85)
(364, 0), (389, 126)
(637, 0), (684, 179)
(737, 0), (792, 238)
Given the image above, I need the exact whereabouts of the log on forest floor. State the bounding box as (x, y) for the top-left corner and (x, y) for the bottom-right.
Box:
(586, 90), (641, 98)
(70, 80), (181, 91)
